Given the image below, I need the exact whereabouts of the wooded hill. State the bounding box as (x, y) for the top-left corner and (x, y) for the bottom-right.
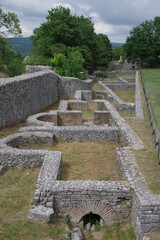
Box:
(6, 37), (123, 55)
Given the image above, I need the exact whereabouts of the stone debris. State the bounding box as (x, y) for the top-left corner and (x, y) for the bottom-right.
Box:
(28, 206), (54, 222)
(71, 227), (84, 240)
(0, 165), (4, 175)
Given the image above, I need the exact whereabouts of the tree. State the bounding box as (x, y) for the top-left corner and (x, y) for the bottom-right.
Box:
(31, 6), (112, 71)
(113, 46), (124, 61)
(0, 8), (22, 37)
(93, 33), (112, 68)
(51, 48), (86, 78)
(0, 36), (25, 76)
(124, 17), (160, 66)
(0, 7), (24, 76)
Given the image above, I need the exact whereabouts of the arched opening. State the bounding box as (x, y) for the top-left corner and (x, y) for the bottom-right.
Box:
(69, 201), (119, 226)
(80, 212), (102, 227)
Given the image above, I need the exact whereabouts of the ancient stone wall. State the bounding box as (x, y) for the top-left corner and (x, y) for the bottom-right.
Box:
(0, 66), (92, 128)
(0, 71), (58, 127)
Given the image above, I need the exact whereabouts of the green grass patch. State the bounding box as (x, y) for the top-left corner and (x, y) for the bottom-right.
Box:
(92, 82), (101, 91)
(126, 71), (160, 193)
(113, 90), (135, 103)
(82, 110), (94, 122)
(16, 141), (122, 181)
(142, 68), (160, 131)
(84, 223), (136, 240)
(110, 74), (135, 82)
(0, 169), (67, 240)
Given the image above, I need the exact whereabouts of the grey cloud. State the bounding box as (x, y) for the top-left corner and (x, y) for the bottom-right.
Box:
(2, 0), (160, 41)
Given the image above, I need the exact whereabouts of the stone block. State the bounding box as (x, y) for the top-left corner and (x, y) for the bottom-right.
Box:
(28, 206), (54, 222)
(87, 101), (97, 111)
(58, 111), (82, 126)
(94, 111), (110, 125)
(68, 102), (87, 111)
(0, 165), (4, 175)
(82, 91), (92, 101)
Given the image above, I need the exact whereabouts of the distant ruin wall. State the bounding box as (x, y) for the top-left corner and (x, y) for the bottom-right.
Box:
(0, 71), (58, 128)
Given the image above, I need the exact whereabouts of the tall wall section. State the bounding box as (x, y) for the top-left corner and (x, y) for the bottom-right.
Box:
(0, 66), (92, 128)
(0, 70), (58, 127)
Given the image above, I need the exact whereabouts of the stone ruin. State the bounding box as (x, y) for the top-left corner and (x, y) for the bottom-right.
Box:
(0, 66), (159, 240)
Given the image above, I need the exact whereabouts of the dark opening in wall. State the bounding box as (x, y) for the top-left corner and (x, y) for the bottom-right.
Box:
(81, 212), (101, 227)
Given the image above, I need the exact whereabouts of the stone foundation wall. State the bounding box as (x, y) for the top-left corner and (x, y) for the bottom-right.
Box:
(0, 71), (58, 127)
(58, 111), (82, 126)
(103, 81), (135, 90)
(98, 81), (135, 111)
(116, 148), (160, 239)
(0, 132), (54, 169)
(58, 76), (92, 99)
(31, 148), (132, 225)
(0, 66), (92, 128)
(94, 111), (110, 125)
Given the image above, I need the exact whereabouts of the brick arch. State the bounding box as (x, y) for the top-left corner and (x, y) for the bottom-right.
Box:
(69, 201), (119, 226)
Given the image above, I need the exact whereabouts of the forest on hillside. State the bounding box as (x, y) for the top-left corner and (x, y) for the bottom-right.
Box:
(6, 37), (33, 55)
(6, 37), (123, 56)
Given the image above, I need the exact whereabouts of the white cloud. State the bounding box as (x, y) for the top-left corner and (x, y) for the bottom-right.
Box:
(94, 21), (113, 35)
(77, 3), (92, 12)
(89, 12), (99, 19)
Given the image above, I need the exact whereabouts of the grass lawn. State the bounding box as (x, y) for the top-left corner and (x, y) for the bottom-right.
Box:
(84, 223), (136, 240)
(126, 71), (160, 194)
(17, 141), (122, 181)
(109, 74), (135, 82)
(113, 90), (135, 103)
(142, 68), (160, 131)
(0, 169), (67, 240)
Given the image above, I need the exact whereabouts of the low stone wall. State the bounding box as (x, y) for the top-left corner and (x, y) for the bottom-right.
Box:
(58, 111), (82, 126)
(20, 125), (119, 142)
(103, 100), (142, 148)
(58, 76), (92, 99)
(135, 71), (144, 119)
(119, 77), (135, 83)
(103, 81), (135, 90)
(92, 91), (113, 102)
(0, 132), (54, 169)
(92, 70), (116, 79)
(32, 179), (132, 225)
(0, 71), (58, 127)
(22, 99), (142, 148)
(98, 81), (135, 111)
(116, 148), (160, 239)
(94, 111), (110, 125)
(26, 65), (51, 73)
(28, 142), (132, 225)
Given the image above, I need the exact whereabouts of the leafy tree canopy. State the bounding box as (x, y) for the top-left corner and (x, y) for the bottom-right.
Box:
(0, 7), (22, 37)
(31, 6), (112, 71)
(112, 46), (124, 61)
(124, 17), (160, 66)
(0, 7), (24, 77)
(50, 48), (86, 79)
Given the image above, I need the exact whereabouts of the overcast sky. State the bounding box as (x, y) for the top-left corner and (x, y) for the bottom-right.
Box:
(1, 0), (160, 42)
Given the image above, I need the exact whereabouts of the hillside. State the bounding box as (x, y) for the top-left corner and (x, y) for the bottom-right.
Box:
(6, 37), (124, 55)
(112, 42), (124, 48)
(6, 37), (33, 55)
